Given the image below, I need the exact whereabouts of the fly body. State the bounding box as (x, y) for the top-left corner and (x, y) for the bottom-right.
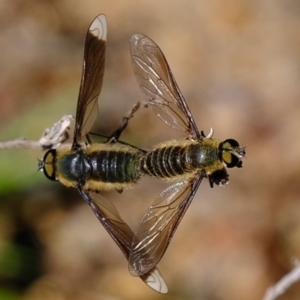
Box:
(43, 143), (143, 191)
(128, 33), (245, 277)
(39, 15), (168, 294)
(140, 138), (226, 182)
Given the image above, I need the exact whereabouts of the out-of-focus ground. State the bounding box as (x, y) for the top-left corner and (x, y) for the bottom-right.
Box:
(0, 1), (300, 299)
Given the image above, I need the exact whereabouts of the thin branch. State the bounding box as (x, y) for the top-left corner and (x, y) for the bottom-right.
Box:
(262, 260), (300, 300)
(0, 138), (44, 150)
(0, 115), (74, 151)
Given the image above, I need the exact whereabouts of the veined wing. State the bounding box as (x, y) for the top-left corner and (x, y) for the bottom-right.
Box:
(129, 175), (203, 277)
(130, 34), (200, 139)
(77, 188), (168, 294)
(73, 14), (107, 148)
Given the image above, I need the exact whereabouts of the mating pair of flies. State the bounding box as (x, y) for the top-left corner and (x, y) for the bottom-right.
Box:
(39, 14), (245, 293)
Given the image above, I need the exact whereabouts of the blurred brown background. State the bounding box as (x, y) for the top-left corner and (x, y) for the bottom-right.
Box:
(0, 0), (300, 299)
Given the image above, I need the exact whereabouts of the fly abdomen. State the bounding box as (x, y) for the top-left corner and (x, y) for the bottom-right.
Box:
(140, 145), (190, 179)
(140, 140), (219, 180)
(89, 150), (141, 183)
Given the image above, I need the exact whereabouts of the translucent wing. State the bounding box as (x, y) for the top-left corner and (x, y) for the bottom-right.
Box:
(130, 34), (200, 139)
(129, 175), (203, 276)
(78, 188), (168, 294)
(73, 14), (107, 148)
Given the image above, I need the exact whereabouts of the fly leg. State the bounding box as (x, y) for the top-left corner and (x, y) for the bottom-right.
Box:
(107, 102), (140, 143)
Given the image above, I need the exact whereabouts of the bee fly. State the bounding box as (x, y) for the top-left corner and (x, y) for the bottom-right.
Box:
(127, 34), (246, 277)
(39, 15), (168, 294)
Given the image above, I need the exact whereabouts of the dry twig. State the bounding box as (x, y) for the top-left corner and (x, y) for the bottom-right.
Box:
(0, 115), (74, 151)
(262, 260), (300, 300)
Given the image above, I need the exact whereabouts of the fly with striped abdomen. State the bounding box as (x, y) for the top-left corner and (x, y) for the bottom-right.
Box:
(39, 15), (168, 294)
(128, 34), (245, 277)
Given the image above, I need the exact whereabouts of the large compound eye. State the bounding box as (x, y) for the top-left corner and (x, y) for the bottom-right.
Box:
(219, 139), (242, 168)
(42, 149), (57, 181)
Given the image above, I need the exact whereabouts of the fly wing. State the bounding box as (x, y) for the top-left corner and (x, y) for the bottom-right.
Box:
(73, 14), (107, 148)
(129, 175), (203, 277)
(130, 34), (200, 139)
(78, 188), (168, 294)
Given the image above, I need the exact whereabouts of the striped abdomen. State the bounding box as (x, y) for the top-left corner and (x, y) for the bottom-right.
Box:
(84, 143), (143, 191)
(89, 150), (141, 183)
(139, 140), (220, 180)
(54, 143), (143, 191)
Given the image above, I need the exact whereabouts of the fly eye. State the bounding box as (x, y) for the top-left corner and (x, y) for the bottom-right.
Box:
(219, 139), (242, 168)
(221, 151), (241, 168)
(222, 139), (240, 149)
(42, 149), (57, 181)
